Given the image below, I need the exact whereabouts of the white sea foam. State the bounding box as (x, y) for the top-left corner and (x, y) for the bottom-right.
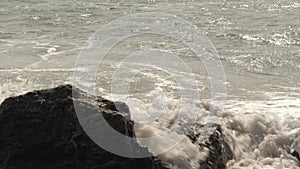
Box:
(133, 97), (212, 169)
(103, 82), (300, 168)
(223, 97), (300, 168)
(224, 112), (300, 168)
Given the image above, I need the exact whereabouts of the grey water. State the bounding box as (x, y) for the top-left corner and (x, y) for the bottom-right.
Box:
(0, 0), (300, 168)
(1, 0), (299, 100)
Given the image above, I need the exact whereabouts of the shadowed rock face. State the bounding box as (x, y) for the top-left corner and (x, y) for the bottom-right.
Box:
(291, 150), (300, 165)
(187, 124), (234, 169)
(0, 85), (234, 169)
(0, 85), (167, 169)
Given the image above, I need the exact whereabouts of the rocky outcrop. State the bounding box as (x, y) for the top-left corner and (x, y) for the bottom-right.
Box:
(187, 124), (233, 169)
(291, 150), (300, 165)
(0, 85), (167, 169)
(0, 85), (233, 169)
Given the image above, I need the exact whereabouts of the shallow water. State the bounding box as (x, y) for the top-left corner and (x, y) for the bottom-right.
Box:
(0, 0), (300, 168)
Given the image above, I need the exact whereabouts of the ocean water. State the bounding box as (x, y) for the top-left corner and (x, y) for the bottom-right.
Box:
(1, 0), (300, 168)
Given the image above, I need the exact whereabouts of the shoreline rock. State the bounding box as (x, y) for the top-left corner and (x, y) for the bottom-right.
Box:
(0, 85), (234, 169)
(0, 85), (167, 169)
(187, 124), (234, 169)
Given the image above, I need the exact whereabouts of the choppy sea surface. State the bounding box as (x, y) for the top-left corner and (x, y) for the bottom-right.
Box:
(0, 0), (300, 168)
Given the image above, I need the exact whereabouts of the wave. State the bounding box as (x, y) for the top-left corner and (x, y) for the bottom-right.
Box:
(0, 81), (299, 168)
(105, 93), (300, 168)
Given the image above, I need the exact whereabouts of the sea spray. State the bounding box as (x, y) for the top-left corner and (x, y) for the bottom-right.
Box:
(117, 94), (300, 168)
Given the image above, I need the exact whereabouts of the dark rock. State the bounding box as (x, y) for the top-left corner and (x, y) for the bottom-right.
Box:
(0, 85), (167, 169)
(0, 84), (233, 169)
(291, 149), (300, 165)
(187, 123), (234, 169)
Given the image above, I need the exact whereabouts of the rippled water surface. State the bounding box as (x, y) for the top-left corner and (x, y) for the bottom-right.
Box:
(0, 0), (300, 168)
(1, 0), (299, 101)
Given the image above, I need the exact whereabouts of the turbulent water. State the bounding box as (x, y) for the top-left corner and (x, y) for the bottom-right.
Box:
(1, 0), (300, 168)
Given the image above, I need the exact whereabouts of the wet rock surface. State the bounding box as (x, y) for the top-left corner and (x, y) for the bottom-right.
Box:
(0, 85), (234, 169)
(291, 150), (300, 165)
(0, 85), (166, 169)
(187, 123), (234, 169)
